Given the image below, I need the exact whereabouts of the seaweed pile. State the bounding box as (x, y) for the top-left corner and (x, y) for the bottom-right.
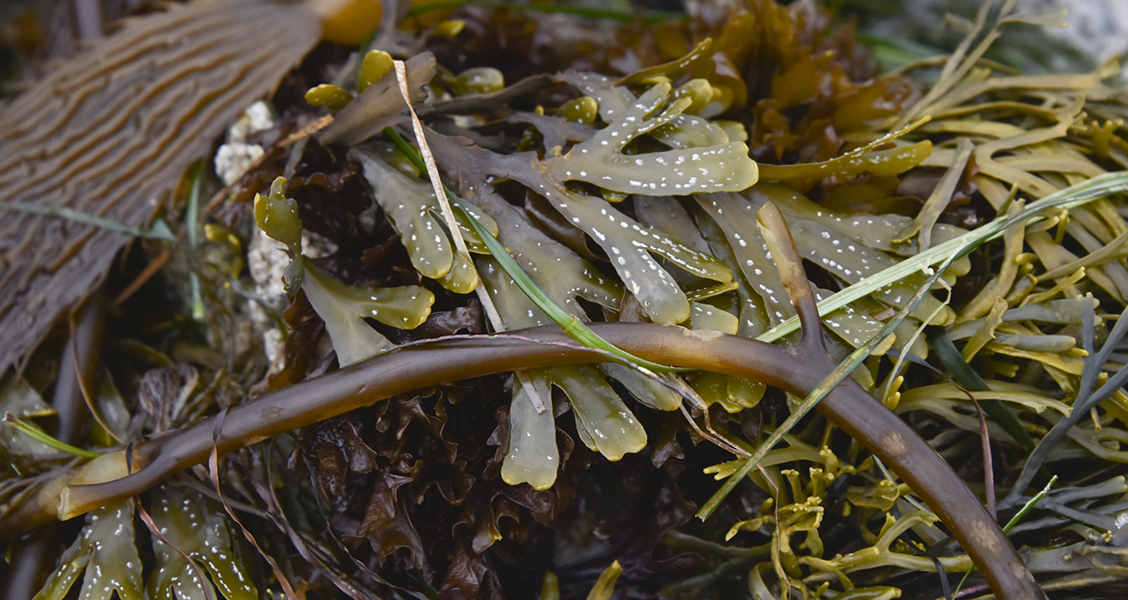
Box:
(4, 1), (1128, 599)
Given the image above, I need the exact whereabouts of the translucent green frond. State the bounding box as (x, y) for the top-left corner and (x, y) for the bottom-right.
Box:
(35, 501), (144, 600)
(148, 485), (258, 600)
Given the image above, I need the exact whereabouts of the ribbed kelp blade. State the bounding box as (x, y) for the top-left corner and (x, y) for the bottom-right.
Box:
(0, 0), (323, 371)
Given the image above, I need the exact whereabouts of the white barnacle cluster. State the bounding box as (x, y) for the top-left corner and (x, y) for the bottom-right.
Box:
(214, 101), (274, 186)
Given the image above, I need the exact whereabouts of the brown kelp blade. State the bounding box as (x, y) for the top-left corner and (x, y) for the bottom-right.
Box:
(0, 0), (323, 372)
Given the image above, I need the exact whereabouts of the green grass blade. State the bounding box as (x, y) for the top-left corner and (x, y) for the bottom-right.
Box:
(757, 172), (1128, 343)
(1002, 475), (1058, 532)
(2, 413), (101, 459)
(186, 164), (205, 320)
(1, 201), (178, 243)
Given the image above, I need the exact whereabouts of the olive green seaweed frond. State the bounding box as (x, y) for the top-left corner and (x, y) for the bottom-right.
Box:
(254, 177), (435, 365)
(34, 502), (145, 600)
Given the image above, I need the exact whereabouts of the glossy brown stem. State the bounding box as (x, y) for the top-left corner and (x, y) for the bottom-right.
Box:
(1, 324), (1041, 599)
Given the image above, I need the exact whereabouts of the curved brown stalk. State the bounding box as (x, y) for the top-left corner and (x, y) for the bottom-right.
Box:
(1, 322), (1040, 599)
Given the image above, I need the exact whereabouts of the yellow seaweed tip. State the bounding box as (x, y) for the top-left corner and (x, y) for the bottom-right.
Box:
(358, 49), (394, 92)
(316, 0), (384, 46)
(305, 83), (354, 111)
(434, 19), (466, 38)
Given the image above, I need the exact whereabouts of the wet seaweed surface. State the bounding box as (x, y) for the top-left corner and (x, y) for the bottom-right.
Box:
(4, 1), (1128, 599)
